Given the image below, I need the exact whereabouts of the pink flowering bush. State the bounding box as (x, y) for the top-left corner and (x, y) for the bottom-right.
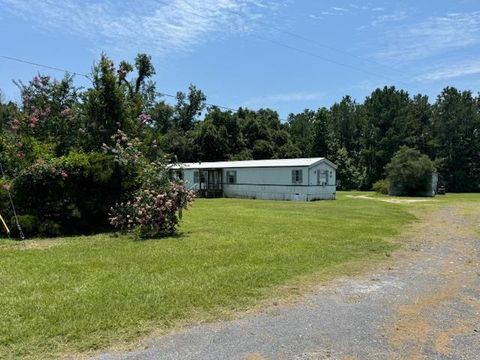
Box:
(138, 112), (152, 125)
(109, 183), (195, 238)
(12, 74), (81, 154)
(102, 129), (142, 167)
(104, 130), (195, 238)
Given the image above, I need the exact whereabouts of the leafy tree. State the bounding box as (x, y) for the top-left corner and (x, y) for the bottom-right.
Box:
(333, 147), (363, 190)
(174, 85), (206, 132)
(385, 146), (436, 195)
(286, 110), (315, 156)
(431, 87), (480, 192)
(329, 96), (363, 156)
(310, 107), (331, 158)
(361, 86), (411, 188)
(82, 55), (131, 150)
(252, 139), (274, 159)
(0, 98), (18, 132)
(403, 94), (433, 155)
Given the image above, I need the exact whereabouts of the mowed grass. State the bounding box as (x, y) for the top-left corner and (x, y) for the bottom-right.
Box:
(0, 193), (419, 358)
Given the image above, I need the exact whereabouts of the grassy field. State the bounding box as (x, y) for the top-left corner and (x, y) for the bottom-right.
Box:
(0, 192), (474, 358)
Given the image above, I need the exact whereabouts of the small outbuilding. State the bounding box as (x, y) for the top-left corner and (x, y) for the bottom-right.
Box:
(172, 157), (337, 201)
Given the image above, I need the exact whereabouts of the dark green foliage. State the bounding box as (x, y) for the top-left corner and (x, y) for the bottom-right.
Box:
(372, 179), (390, 194)
(333, 147), (363, 190)
(252, 139), (274, 159)
(12, 152), (125, 236)
(82, 55), (131, 150)
(0, 179), (12, 237)
(431, 88), (480, 192)
(12, 215), (40, 238)
(361, 87), (411, 188)
(385, 147), (436, 196)
(286, 110), (315, 156)
(174, 85), (206, 132)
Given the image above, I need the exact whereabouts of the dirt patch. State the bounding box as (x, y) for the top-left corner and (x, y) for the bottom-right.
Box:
(0, 239), (61, 250)
(387, 204), (480, 359)
(244, 353), (265, 360)
(346, 194), (435, 204)
(435, 324), (469, 354)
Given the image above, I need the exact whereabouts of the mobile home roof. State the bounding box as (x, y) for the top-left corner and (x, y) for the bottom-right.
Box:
(171, 157), (337, 170)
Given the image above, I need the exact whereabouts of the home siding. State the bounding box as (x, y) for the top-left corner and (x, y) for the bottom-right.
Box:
(182, 163), (336, 201)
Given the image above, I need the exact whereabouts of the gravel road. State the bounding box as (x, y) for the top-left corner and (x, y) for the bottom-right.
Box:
(96, 204), (480, 360)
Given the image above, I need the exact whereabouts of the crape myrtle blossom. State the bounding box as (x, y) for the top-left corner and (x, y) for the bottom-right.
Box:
(104, 130), (196, 238)
(60, 106), (71, 117)
(109, 184), (195, 237)
(138, 112), (152, 124)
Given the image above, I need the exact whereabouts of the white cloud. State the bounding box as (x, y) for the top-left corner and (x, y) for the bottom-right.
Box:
(371, 10), (407, 26)
(243, 92), (325, 106)
(321, 11), (344, 16)
(374, 11), (480, 62)
(0, 0), (281, 55)
(311, 3), (382, 21)
(415, 60), (480, 82)
(349, 4), (369, 11)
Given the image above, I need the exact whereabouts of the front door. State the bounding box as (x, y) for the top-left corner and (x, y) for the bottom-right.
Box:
(199, 169), (223, 197)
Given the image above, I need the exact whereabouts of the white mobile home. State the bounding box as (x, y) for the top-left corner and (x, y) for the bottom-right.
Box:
(172, 157), (337, 201)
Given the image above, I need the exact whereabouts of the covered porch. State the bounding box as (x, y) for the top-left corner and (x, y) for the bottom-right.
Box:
(197, 169), (223, 198)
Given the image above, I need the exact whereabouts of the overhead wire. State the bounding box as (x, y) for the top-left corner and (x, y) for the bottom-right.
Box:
(0, 54), (287, 119)
(0, 55), (91, 80)
(178, 0), (418, 91)
(1, 1), (423, 119)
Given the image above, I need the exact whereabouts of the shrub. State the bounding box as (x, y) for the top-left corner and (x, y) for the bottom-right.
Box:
(372, 179), (389, 194)
(11, 215), (39, 238)
(0, 179), (13, 238)
(385, 146), (436, 196)
(38, 220), (62, 238)
(12, 151), (125, 237)
(104, 130), (196, 239)
(109, 183), (195, 239)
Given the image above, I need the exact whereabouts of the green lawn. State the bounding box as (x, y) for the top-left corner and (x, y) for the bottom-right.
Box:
(0, 192), (448, 358)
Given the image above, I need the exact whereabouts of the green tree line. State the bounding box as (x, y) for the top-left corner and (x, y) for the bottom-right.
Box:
(1, 54), (479, 192)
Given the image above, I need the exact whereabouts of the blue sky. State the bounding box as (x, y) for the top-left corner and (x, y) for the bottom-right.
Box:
(1, 0), (480, 118)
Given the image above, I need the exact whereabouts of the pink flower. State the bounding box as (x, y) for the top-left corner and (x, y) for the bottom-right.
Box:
(2, 183), (11, 192)
(138, 113), (152, 124)
(61, 107), (71, 117)
(60, 171), (68, 179)
(16, 152), (24, 159)
(10, 119), (20, 131)
(29, 115), (39, 128)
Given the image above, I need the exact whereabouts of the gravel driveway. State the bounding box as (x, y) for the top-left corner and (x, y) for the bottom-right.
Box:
(96, 204), (480, 360)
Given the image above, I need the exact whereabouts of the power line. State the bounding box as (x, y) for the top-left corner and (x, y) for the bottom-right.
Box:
(0, 54), (276, 119)
(158, 92), (238, 112)
(259, 26), (408, 79)
(257, 35), (413, 88)
(0, 55), (91, 79)
(178, 0), (416, 90)
(2, 3), (422, 111)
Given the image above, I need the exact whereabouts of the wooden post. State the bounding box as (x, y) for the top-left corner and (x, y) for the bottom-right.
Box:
(0, 213), (10, 236)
